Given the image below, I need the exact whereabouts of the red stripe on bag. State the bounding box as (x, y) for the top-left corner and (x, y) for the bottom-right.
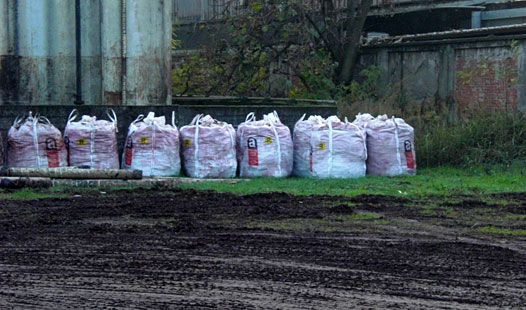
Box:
(247, 137), (258, 166)
(45, 138), (60, 168)
(125, 139), (133, 166)
(404, 140), (415, 169)
(47, 150), (59, 168)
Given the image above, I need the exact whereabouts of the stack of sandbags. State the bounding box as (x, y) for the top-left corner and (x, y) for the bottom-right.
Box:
(293, 115), (367, 178)
(366, 114), (416, 176)
(122, 112), (181, 177)
(64, 109), (119, 169)
(237, 112), (293, 178)
(7, 112), (67, 168)
(180, 114), (236, 178)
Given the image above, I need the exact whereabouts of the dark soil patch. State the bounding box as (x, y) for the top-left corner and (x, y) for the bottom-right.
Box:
(0, 189), (525, 309)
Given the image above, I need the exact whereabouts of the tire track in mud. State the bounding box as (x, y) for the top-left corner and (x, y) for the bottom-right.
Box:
(0, 189), (525, 309)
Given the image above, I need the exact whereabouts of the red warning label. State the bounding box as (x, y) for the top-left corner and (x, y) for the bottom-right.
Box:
(125, 139), (133, 166)
(46, 138), (60, 168)
(247, 137), (258, 166)
(404, 140), (415, 169)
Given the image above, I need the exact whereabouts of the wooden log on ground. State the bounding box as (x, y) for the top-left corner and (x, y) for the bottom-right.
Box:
(0, 177), (52, 189)
(52, 178), (249, 188)
(0, 167), (142, 180)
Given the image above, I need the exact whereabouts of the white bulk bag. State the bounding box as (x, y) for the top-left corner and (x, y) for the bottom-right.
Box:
(293, 115), (367, 178)
(122, 112), (181, 177)
(7, 112), (68, 168)
(180, 114), (236, 178)
(366, 115), (416, 176)
(237, 112), (293, 178)
(64, 109), (119, 169)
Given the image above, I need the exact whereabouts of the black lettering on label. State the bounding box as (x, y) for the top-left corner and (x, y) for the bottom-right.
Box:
(125, 138), (133, 149)
(45, 138), (58, 151)
(404, 140), (412, 152)
(248, 137), (257, 149)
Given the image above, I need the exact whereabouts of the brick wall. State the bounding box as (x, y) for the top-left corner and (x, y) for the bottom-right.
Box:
(360, 36), (526, 115)
(455, 56), (518, 111)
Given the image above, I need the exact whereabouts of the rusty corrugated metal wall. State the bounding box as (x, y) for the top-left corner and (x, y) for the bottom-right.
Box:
(0, 0), (172, 106)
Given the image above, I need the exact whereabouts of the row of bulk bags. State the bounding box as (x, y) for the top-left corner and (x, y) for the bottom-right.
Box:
(4, 110), (416, 178)
(362, 114), (416, 176)
(7, 112), (68, 168)
(64, 109), (119, 169)
(122, 112), (181, 177)
(237, 112), (293, 178)
(180, 114), (237, 178)
(293, 115), (367, 178)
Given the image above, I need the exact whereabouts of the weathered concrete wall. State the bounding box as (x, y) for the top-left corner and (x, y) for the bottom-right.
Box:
(0, 103), (337, 165)
(360, 35), (526, 113)
(0, 0), (172, 106)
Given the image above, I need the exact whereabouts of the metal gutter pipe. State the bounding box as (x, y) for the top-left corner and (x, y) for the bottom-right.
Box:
(74, 0), (83, 105)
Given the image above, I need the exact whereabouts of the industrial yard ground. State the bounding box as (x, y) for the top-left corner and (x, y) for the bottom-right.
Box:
(1, 167), (525, 309)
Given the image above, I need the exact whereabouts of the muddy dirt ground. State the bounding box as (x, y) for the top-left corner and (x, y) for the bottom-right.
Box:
(1, 189), (525, 309)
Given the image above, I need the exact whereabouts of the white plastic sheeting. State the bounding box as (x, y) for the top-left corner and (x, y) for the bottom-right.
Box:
(64, 109), (119, 169)
(122, 112), (181, 177)
(353, 113), (375, 128)
(7, 112), (68, 168)
(366, 115), (416, 176)
(237, 112), (293, 178)
(293, 115), (367, 178)
(180, 114), (236, 178)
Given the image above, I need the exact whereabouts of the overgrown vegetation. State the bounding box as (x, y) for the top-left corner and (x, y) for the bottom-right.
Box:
(172, 0), (380, 97)
(417, 111), (526, 167)
(172, 1), (526, 168)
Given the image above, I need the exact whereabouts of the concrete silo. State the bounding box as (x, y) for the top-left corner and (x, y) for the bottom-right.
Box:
(0, 0), (172, 106)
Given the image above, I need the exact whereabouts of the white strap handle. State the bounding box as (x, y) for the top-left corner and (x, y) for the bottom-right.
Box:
(106, 108), (117, 124)
(172, 111), (176, 128)
(190, 114), (204, 126)
(105, 108), (117, 132)
(273, 111), (281, 123)
(67, 109), (79, 125)
(392, 116), (403, 175)
(194, 115), (201, 177)
(268, 120), (282, 177)
(245, 112), (256, 123)
(295, 113), (306, 128)
(133, 114), (145, 125)
(37, 116), (52, 125)
(12, 115), (24, 127)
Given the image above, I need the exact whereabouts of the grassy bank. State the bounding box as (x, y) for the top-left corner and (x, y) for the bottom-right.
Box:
(175, 165), (526, 198)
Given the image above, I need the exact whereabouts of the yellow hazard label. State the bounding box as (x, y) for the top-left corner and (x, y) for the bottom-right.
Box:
(77, 138), (87, 146)
(184, 139), (191, 147)
(264, 137), (273, 145)
(140, 137), (149, 145)
(318, 142), (326, 150)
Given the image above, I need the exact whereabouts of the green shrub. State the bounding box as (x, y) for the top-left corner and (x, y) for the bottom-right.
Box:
(417, 111), (526, 167)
